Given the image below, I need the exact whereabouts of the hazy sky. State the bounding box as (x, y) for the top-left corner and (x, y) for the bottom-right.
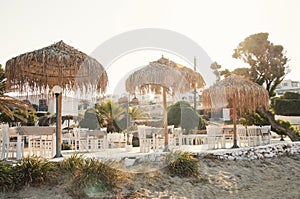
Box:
(1, 0), (299, 94)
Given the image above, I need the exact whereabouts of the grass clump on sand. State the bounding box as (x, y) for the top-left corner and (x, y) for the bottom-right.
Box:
(14, 156), (57, 188)
(166, 151), (199, 177)
(0, 156), (57, 192)
(0, 154), (127, 198)
(0, 160), (15, 192)
(59, 154), (127, 198)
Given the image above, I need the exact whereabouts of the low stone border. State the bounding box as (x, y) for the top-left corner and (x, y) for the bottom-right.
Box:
(122, 142), (300, 167)
(196, 142), (300, 160)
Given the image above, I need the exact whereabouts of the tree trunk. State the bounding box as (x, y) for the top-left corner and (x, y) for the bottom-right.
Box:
(261, 109), (300, 142)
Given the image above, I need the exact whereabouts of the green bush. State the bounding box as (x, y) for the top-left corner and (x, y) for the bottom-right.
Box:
(240, 112), (270, 126)
(167, 101), (205, 133)
(272, 119), (300, 137)
(0, 161), (15, 192)
(14, 156), (56, 188)
(79, 108), (99, 130)
(166, 151), (199, 177)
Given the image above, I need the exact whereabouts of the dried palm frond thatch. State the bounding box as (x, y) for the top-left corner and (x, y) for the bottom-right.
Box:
(126, 56), (205, 95)
(5, 40), (108, 93)
(202, 74), (269, 113)
(202, 74), (269, 148)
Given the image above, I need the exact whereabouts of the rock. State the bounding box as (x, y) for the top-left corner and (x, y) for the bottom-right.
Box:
(124, 158), (136, 167)
(228, 156), (235, 161)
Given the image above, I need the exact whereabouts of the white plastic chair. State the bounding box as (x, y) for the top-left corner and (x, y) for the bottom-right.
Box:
(206, 125), (225, 149)
(70, 128), (89, 151)
(107, 132), (127, 148)
(152, 128), (165, 152)
(138, 125), (152, 153)
(237, 126), (248, 147)
(169, 127), (182, 148)
(87, 130), (107, 151)
(260, 125), (271, 145)
(1, 124), (24, 160)
(247, 126), (259, 146)
(28, 134), (54, 158)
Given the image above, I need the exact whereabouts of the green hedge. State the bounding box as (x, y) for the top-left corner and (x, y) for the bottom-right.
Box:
(274, 99), (300, 116)
(282, 92), (300, 99)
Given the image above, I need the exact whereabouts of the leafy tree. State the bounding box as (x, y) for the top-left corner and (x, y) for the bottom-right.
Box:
(167, 101), (205, 133)
(210, 61), (221, 81)
(233, 32), (288, 97)
(219, 67), (251, 79)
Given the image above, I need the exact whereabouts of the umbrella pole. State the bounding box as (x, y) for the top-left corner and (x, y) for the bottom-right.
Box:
(57, 94), (63, 156)
(232, 105), (239, 148)
(162, 87), (169, 152)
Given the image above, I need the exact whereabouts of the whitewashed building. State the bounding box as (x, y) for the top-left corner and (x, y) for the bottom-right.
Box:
(275, 79), (300, 96)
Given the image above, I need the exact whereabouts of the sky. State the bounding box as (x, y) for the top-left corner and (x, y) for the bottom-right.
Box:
(1, 0), (299, 95)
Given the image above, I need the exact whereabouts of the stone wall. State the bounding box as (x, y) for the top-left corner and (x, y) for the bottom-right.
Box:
(198, 142), (300, 161)
(121, 142), (300, 171)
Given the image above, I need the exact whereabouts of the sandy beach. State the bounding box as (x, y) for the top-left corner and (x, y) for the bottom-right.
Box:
(2, 153), (299, 199)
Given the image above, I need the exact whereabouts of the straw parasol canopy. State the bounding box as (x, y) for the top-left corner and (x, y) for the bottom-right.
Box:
(202, 74), (269, 148)
(126, 56), (206, 149)
(5, 40), (108, 93)
(126, 56), (205, 95)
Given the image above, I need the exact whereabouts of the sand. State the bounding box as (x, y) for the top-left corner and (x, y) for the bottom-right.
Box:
(1, 154), (300, 199)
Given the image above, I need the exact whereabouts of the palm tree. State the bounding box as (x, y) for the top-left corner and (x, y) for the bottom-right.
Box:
(0, 64), (35, 123)
(129, 106), (149, 121)
(95, 100), (125, 132)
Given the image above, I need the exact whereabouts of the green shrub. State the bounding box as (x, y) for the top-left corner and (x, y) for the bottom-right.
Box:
(0, 161), (15, 192)
(240, 112), (270, 126)
(166, 151), (199, 177)
(273, 119), (300, 137)
(167, 101), (205, 133)
(14, 156), (56, 188)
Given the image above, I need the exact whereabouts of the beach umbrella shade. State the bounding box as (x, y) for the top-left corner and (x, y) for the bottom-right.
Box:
(202, 74), (269, 148)
(126, 56), (206, 149)
(5, 40), (108, 156)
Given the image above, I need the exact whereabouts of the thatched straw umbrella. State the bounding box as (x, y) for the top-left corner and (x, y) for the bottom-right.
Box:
(202, 74), (269, 148)
(6, 41), (108, 92)
(126, 56), (205, 149)
(5, 40), (108, 156)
